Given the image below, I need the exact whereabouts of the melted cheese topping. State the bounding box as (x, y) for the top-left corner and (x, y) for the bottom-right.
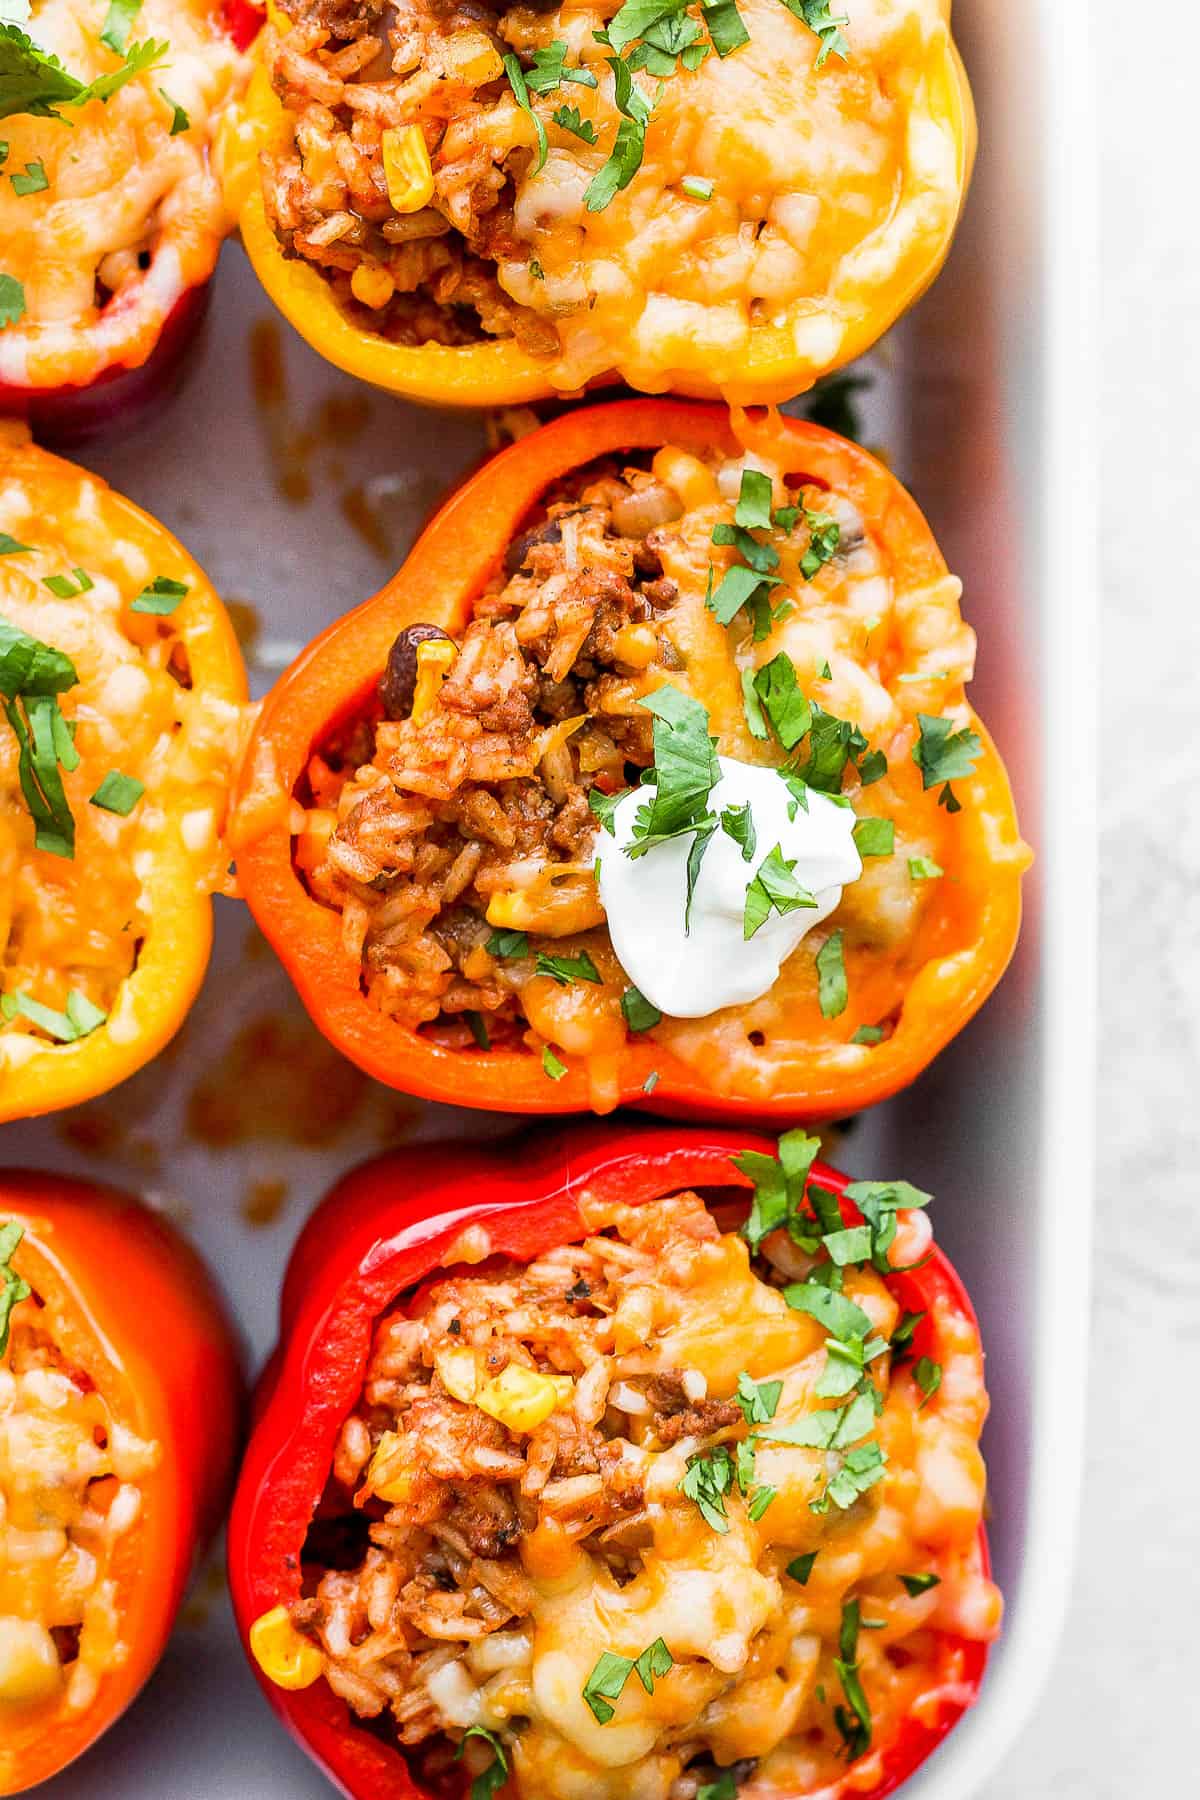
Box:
(495, 0), (964, 393)
(0, 443), (246, 1076)
(0, 0), (249, 388)
(0, 1319), (158, 1723)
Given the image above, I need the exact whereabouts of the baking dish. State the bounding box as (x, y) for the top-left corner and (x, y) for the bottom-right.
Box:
(4, 0), (1095, 1792)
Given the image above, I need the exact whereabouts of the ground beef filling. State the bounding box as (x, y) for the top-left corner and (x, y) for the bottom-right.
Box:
(302, 455), (700, 1045)
(263, 0), (560, 352)
(285, 1189), (993, 1797)
(0, 1318), (157, 1715)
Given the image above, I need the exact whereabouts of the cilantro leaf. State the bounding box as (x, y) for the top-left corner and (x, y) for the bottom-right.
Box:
(751, 653), (811, 750)
(628, 685), (719, 851)
(553, 102), (597, 143)
(741, 667), (768, 739)
(0, 271), (24, 327)
(5, 692), (76, 856)
(815, 928), (847, 1017)
(899, 1572), (940, 1597)
(720, 800), (756, 863)
(832, 1597), (872, 1757)
(2, 987), (106, 1041)
(503, 51), (548, 173)
(159, 85), (188, 133)
(541, 1044), (567, 1080)
(0, 1219), (30, 1355)
(911, 712), (982, 803)
(0, 26), (168, 122)
(735, 1371), (782, 1424)
(852, 816), (893, 857)
(582, 1640), (672, 1722)
(787, 1551), (818, 1585)
(526, 39), (598, 93)
(454, 1726), (508, 1800)
(680, 1444), (734, 1532)
(10, 156), (45, 193)
(607, 0), (684, 54)
(89, 770), (144, 816)
(0, 532), (30, 555)
(101, 0), (142, 54)
(487, 927), (529, 959)
(890, 1309), (925, 1354)
(851, 1024), (883, 1044)
(465, 1010), (490, 1049)
(0, 614), (77, 698)
(535, 949), (601, 985)
(779, 0), (851, 68)
(589, 785), (627, 834)
(130, 574), (188, 615)
(702, 0), (749, 55)
(735, 1128), (821, 1250)
(743, 843), (817, 939)
(914, 1356), (942, 1407)
(585, 55), (654, 211)
(621, 986), (661, 1032)
(843, 1178), (931, 1273)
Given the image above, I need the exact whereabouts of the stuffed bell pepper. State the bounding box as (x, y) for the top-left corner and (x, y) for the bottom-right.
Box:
(234, 398), (1028, 1119)
(0, 0), (260, 442)
(0, 426), (249, 1122)
(221, 0), (973, 407)
(0, 1171), (243, 1795)
(232, 1123), (1000, 1800)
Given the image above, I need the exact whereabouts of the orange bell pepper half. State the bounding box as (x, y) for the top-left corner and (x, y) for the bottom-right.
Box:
(0, 430), (249, 1123)
(0, 1173), (243, 1795)
(233, 398), (1028, 1120)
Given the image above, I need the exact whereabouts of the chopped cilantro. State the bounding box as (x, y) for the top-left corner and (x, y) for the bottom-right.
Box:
(735, 1371), (782, 1424)
(131, 575), (188, 615)
(535, 949), (601, 985)
(815, 928), (847, 1017)
(681, 173), (713, 200)
(747, 1484), (776, 1520)
(2, 988), (106, 1042)
(740, 667), (767, 739)
(552, 102), (597, 143)
(0, 1220), (30, 1355)
(851, 1024), (883, 1044)
(702, 0), (750, 55)
(787, 1551), (818, 1585)
(159, 86), (188, 133)
(913, 1356), (942, 1407)
(465, 1010), (490, 1049)
(751, 652), (811, 750)
(42, 570), (91, 598)
(0, 615), (79, 858)
(832, 1597), (872, 1757)
(589, 785), (627, 834)
(720, 799), (756, 863)
(908, 854), (943, 880)
(680, 1444), (734, 1532)
(454, 1725), (508, 1800)
(890, 1310), (925, 1353)
(585, 55), (654, 212)
(0, 532), (30, 555)
(541, 1044), (567, 1081)
(734, 1127), (821, 1250)
(582, 1639), (673, 1722)
(0, 24), (168, 122)
(780, 0), (851, 68)
(642, 1069), (659, 1092)
(0, 615), (76, 696)
(899, 1572), (940, 1597)
(526, 39), (598, 92)
(911, 712), (981, 807)
(843, 1179), (931, 1273)
(696, 1775), (738, 1800)
(101, 0), (142, 53)
(89, 770), (144, 815)
(0, 271), (23, 328)
(621, 986), (662, 1032)
(743, 843), (816, 940)
(502, 51), (548, 173)
(851, 817), (893, 857)
(486, 927), (529, 959)
(10, 156), (45, 193)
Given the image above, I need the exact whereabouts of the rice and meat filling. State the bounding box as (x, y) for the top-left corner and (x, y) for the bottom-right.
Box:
(262, 0), (559, 351)
(286, 1188), (998, 1797)
(299, 437), (970, 1098)
(0, 1315), (157, 1715)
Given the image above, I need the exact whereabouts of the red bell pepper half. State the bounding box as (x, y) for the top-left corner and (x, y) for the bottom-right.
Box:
(229, 1122), (995, 1800)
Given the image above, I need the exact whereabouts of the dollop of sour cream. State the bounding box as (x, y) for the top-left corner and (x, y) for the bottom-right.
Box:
(596, 758), (863, 1019)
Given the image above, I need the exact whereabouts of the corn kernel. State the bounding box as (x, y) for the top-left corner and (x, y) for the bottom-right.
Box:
(611, 622), (658, 669)
(444, 30), (505, 87)
(435, 1345), (481, 1404)
(381, 125), (435, 215)
(651, 446), (720, 510)
(0, 1619), (62, 1705)
(485, 880), (605, 936)
(365, 1430), (415, 1503)
(411, 637), (456, 724)
(350, 262), (396, 310)
(475, 1364), (573, 1433)
(249, 1606), (323, 1692)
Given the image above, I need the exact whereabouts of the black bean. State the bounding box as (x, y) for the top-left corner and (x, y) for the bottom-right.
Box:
(504, 517), (562, 577)
(379, 623), (452, 719)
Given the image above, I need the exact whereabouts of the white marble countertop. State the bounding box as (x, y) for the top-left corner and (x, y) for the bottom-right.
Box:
(980, 8), (1198, 1793)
